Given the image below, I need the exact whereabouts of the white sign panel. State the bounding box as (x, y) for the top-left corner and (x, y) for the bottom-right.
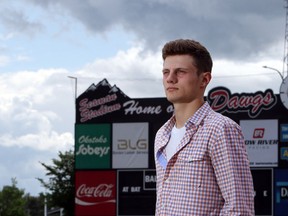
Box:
(240, 119), (278, 167)
(112, 123), (149, 168)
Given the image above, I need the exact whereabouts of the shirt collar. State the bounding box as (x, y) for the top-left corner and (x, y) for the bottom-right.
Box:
(185, 101), (211, 128)
(164, 101), (211, 134)
(155, 102), (212, 163)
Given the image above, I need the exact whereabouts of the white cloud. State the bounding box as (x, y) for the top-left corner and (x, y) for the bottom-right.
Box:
(76, 45), (284, 99)
(0, 67), (74, 194)
(209, 59), (283, 94)
(0, 131), (73, 151)
(0, 68), (75, 151)
(77, 46), (164, 98)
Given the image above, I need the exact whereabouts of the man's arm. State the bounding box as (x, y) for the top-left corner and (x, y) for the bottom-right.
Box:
(211, 122), (255, 215)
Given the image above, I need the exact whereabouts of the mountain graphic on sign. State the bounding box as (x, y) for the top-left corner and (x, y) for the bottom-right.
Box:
(78, 78), (130, 100)
(84, 78), (111, 93)
(109, 84), (129, 99)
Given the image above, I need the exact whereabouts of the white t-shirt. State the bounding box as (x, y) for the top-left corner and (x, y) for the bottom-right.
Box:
(166, 125), (186, 161)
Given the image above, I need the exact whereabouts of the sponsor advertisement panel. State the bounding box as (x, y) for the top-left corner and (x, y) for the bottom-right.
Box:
(143, 170), (156, 190)
(112, 123), (149, 169)
(117, 170), (156, 215)
(75, 124), (111, 169)
(279, 123), (288, 168)
(75, 170), (116, 216)
(274, 169), (288, 215)
(240, 119), (278, 167)
(251, 169), (273, 216)
(280, 147), (288, 161)
(280, 124), (288, 142)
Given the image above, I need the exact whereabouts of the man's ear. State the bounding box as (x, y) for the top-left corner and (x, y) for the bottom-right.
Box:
(201, 72), (212, 87)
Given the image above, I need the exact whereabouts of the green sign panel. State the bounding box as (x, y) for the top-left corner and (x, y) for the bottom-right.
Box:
(75, 124), (111, 169)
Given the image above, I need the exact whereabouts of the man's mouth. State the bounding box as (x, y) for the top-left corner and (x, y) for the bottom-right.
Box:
(166, 87), (178, 91)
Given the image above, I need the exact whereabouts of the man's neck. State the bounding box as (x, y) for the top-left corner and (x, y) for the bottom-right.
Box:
(173, 99), (204, 128)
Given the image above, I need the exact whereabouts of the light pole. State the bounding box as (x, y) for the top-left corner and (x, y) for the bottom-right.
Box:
(44, 196), (47, 216)
(68, 76), (78, 103)
(262, 66), (284, 82)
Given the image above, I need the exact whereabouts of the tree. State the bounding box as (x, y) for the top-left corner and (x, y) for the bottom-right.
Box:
(24, 193), (45, 216)
(38, 150), (75, 216)
(0, 178), (28, 216)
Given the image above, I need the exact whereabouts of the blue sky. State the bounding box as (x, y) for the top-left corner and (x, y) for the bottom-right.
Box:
(0, 0), (287, 196)
(0, 1), (135, 72)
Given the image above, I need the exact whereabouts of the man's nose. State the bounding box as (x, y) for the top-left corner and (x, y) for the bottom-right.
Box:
(166, 72), (176, 83)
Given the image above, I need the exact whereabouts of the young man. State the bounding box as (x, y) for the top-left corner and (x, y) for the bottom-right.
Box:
(154, 39), (255, 215)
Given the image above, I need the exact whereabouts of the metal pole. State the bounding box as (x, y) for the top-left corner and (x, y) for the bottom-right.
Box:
(44, 197), (47, 216)
(68, 76), (78, 103)
(262, 66), (284, 81)
(283, 0), (288, 78)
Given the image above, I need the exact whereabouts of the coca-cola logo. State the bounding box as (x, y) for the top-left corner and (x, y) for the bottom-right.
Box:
(207, 87), (277, 118)
(77, 183), (113, 198)
(75, 183), (116, 206)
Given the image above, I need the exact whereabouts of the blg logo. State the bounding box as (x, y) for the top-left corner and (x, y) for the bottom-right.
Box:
(117, 139), (148, 150)
(276, 182), (288, 203)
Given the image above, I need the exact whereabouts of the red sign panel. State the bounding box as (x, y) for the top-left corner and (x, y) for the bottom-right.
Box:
(253, 128), (265, 138)
(75, 171), (116, 216)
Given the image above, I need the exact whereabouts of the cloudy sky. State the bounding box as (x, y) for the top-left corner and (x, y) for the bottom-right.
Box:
(0, 0), (287, 196)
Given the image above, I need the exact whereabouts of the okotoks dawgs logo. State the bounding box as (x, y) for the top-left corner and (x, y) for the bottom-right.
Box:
(207, 87), (277, 118)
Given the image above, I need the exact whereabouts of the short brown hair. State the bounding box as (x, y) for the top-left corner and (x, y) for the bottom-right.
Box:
(162, 39), (213, 73)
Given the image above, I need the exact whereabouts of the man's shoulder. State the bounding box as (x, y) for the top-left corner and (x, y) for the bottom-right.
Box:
(206, 109), (239, 128)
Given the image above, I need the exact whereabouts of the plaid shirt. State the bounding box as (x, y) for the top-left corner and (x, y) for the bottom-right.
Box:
(154, 102), (255, 215)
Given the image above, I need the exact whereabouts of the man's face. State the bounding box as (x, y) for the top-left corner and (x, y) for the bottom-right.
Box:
(162, 54), (207, 104)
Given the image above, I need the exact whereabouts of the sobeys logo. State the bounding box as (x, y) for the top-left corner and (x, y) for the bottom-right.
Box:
(76, 135), (110, 157)
(76, 144), (110, 157)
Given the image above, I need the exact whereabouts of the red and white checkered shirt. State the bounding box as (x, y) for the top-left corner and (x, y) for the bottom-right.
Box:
(154, 102), (255, 215)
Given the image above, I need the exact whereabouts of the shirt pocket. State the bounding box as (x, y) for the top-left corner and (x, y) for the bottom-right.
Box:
(176, 152), (205, 189)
